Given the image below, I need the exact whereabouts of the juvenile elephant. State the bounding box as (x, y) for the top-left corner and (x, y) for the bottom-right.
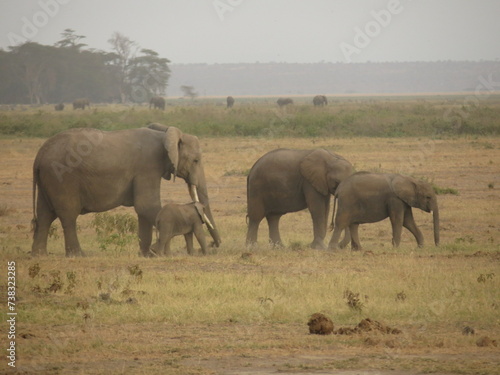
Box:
(277, 97), (293, 107)
(153, 202), (213, 256)
(149, 96), (165, 110)
(73, 98), (90, 110)
(329, 172), (440, 250)
(313, 95), (328, 106)
(246, 148), (353, 249)
(54, 103), (64, 111)
(31, 123), (221, 257)
(226, 96), (235, 108)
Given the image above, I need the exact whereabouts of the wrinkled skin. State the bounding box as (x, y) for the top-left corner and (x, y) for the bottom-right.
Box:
(329, 172), (440, 250)
(149, 96), (165, 110)
(313, 95), (328, 106)
(31, 123), (221, 257)
(277, 97), (293, 107)
(226, 96), (235, 108)
(153, 202), (211, 256)
(72, 98), (90, 110)
(246, 148), (353, 249)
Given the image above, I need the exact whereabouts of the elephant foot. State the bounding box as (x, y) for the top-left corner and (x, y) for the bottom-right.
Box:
(66, 248), (85, 257)
(31, 249), (48, 257)
(310, 241), (326, 250)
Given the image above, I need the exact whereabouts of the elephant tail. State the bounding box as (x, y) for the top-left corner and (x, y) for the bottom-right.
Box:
(31, 168), (38, 233)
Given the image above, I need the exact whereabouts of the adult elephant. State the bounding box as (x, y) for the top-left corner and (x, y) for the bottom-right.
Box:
(31, 123), (221, 257)
(246, 148), (353, 249)
(54, 103), (64, 111)
(329, 172), (439, 250)
(313, 95), (327, 106)
(277, 97), (293, 107)
(226, 96), (235, 108)
(73, 98), (90, 110)
(149, 96), (165, 110)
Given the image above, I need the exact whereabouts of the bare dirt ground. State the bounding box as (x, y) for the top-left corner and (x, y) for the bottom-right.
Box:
(0, 136), (499, 374)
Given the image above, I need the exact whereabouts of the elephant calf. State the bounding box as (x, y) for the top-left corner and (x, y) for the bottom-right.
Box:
(153, 202), (214, 256)
(329, 172), (440, 250)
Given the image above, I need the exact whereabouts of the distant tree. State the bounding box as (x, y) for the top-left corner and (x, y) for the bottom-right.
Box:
(128, 49), (170, 103)
(54, 29), (87, 50)
(108, 32), (138, 103)
(181, 85), (198, 100)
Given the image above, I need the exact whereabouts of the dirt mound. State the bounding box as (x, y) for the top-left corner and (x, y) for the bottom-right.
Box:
(476, 336), (497, 347)
(307, 313), (334, 335)
(335, 318), (402, 335)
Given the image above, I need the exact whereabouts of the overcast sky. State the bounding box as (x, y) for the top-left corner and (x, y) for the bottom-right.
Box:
(1, 0), (499, 64)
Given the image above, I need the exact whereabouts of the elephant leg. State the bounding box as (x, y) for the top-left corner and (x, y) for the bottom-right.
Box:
(339, 227), (351, 249)
(246, 217), (261, 246)
(389, 209), (405, 247)
(349, 224), (362, 251)
(137, 214), (154, 256)
(31, 196), (56, 256)
(184, 232), (195, 255)
(305, 188), (329, 249)
(403, 207), (424, 247)
(328, 225), (343, 250)
(60, 215), (84, 257)
(193, 225), (208, 255)
(266, 214), (283, 247)
(163, 238), (172, 256)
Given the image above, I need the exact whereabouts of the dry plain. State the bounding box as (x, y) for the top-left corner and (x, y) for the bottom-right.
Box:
(0, 132), (499, 374)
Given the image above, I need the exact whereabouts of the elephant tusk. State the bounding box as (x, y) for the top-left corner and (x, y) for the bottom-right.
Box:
(190, 185), (200, 203)
(203, 213), (215, 230)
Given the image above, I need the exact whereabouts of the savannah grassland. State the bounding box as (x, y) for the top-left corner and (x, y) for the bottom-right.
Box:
(0, 95), (499, 374)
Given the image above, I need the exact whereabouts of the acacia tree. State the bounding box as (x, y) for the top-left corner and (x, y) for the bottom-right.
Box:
(128, 49), (170, 103)
(181, 85), (198, 100)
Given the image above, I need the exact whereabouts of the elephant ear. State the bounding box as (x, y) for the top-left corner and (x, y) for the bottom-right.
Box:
(391, 175), (419, 207)
(299, 149), (329, 196)
(163, 127), (183, 180)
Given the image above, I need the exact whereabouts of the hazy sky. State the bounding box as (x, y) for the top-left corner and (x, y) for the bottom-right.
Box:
(1, 0), (499, 64)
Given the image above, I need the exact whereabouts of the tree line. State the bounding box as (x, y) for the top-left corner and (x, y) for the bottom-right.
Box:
(0, 29), (171, 105)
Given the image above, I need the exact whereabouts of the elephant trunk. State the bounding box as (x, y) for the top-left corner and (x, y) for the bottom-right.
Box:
(189, 172), (221, 247)
(432, 202), (440, 246)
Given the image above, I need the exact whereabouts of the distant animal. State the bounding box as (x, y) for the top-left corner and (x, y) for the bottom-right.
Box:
(149, 96), (165, 110)
(329, 172), (440, 250)
(72, 98), (90, 110)
(54, 103), (64, 111)
(226, 96), (235, 108)
(153, 202), (214, 256)
(277, 97), (293, 107)
(246, 148), (353, 249)
(313, 95), (327, 106)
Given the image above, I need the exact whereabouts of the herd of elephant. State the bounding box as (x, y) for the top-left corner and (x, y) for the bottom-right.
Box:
(31, 124), (439, 257)
(53, 95), (328, 112)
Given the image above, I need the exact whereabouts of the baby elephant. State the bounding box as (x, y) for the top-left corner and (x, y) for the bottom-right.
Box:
(329, 172), (440, 250)
(154, 202), (214, 256)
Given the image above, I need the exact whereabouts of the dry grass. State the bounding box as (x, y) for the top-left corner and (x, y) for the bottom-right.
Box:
(0, 135), (499, 374)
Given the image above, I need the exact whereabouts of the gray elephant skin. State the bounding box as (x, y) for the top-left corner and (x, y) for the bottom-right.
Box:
(246, 148), (353, 249)
(31, 123), (221, 257)
(313, 95), (327, 106)
(73, 98), (90, 110)
(154, 202), (213, 256)
(226, 96), (235, 108)
(277, 97), (293, 107)
(149, 96), (165, 110)
(329, 172), (440, 250)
